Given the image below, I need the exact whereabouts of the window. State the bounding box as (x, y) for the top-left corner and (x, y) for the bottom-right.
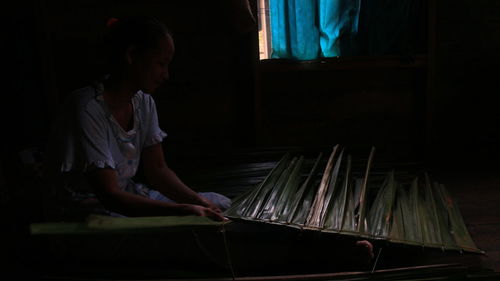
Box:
(257, 0), (427, 61)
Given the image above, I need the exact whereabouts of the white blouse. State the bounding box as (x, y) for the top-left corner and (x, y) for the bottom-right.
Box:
(47, 83), (167, 209)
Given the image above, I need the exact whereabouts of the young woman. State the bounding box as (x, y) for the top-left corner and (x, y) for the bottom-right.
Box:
(45, 16), (230, 221)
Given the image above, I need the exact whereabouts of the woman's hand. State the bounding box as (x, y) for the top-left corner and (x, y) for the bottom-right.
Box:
(198, 196), (223, 213)
(181, 204), (227, 222)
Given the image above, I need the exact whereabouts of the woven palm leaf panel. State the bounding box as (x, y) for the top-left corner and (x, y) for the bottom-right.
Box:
(224, 145), (482, 254)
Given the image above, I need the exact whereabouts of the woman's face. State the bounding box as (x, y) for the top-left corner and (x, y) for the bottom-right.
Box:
(130, 34), (175, 93)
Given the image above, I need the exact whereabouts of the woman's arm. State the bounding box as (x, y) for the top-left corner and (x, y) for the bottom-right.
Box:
(141, 143), (222, 213)
(86, 167), (224, 220)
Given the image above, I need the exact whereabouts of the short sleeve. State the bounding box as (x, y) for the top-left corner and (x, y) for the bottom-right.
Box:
(142, 94), (167, 147)
(50, 89), (116, 173)
(75, 103), (116, 171)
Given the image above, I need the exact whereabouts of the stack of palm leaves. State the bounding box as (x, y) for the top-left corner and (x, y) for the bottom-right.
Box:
(224, 145), (482, 253)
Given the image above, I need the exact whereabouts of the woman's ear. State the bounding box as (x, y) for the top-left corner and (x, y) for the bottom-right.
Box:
(125, 46), (137, 65)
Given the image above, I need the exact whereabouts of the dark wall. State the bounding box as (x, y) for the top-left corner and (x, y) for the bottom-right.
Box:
(256, 57), (427, 161)
(428, 0), (500, 168)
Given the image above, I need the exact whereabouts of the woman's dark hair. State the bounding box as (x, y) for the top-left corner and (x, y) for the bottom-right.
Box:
(102, 16), (171, 72)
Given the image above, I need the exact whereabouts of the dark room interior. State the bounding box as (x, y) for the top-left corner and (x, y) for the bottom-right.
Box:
(2, 0), (500, 280)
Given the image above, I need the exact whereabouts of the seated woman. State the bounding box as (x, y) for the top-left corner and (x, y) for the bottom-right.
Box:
(45, 16), (230, 222)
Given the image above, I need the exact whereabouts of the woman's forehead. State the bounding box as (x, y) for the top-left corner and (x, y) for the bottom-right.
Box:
(153, 34), (175, 58)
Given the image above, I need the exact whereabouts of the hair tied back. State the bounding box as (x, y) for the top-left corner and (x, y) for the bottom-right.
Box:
(106, 17), (119, 27)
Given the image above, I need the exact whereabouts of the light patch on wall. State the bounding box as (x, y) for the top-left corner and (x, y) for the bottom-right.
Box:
(258, 0), (271, 60)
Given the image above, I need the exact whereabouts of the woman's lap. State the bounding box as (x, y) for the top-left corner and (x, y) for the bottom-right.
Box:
(148, 190), (232, 211)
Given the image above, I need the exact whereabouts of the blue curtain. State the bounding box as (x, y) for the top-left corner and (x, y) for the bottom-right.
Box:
(270, 0), (360, 60)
